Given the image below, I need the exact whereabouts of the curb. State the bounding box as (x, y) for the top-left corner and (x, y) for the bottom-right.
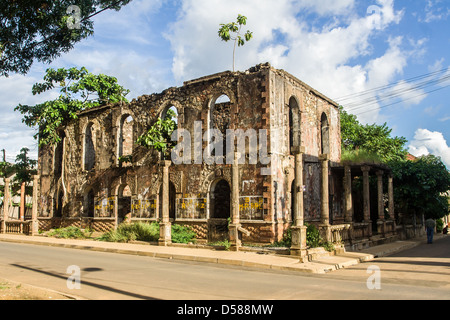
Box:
(0, 236), (350, 274)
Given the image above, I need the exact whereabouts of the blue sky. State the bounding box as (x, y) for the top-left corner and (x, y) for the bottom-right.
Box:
(0, 0), (449, 168)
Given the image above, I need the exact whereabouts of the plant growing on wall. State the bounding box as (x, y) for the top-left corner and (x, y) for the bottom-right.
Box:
(136, 109), (178, 160)
(15, 67), (129, 146)
(218, 14), (253, 72)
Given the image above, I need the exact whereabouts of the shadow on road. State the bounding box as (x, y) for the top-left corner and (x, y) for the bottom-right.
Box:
(10, 263), (160, 300)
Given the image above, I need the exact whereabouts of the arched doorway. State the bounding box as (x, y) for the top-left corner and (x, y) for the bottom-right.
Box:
(118, 185), (132, 222)
(208, 179), (231, 242)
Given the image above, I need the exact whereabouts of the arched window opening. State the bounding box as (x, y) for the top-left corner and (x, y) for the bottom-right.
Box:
(161, 106), (179, 124)
(209, 95), (231, 157)
(118, 115), (134, 161)
(54, 131), (65, 179)
(289, 97), (300, 155)
(84, 123), (95, 171)
(321, 113), (330, 155)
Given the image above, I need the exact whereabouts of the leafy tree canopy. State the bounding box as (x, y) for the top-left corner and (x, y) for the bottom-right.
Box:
(136, 109), (178, 160)
(390, 154), (450, 219)
(218, 14), (253, 72)
(0, 0), (131, 76)
(340, 107), (408, 163)
(13, 147), (37, 185)
(15, 66), (129, 146)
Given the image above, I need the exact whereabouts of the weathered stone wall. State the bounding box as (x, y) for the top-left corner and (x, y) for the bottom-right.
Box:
(37, 63), (341, 244)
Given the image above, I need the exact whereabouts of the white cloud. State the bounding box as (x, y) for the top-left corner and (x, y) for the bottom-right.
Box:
(165, 0), (407, 125)
(409, 129), (450, 168)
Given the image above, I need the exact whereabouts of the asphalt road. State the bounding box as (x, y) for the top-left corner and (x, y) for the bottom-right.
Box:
(0, 236), (449, 301)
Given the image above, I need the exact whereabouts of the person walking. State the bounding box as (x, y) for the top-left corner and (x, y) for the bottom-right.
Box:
(425, 218), (436, 244)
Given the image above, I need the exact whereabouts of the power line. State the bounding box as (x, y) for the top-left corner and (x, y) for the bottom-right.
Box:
(335, 67), (450, 116)
(334, 67), (449, 102)
(353, 84), (450, 116)
(344, 73), (450, 112)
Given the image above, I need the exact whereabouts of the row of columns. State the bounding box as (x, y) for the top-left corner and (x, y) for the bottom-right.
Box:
(289, 151), (396, 257)
(344, 165), (395, 237)
(1, 175), (39, 235)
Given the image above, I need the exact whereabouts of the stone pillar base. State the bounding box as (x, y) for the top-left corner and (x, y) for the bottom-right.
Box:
(377, 219), (386, 236)
(31, 220), (39, 236)
(159, 222), (172, 246)
(229, 224), (241, 252)
(290, 225), (308, 260)
(318, 224), (332, 243)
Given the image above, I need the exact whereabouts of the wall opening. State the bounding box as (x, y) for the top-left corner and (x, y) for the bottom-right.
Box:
(321, 113), (330, 155)
(209, 95), (231, 157)
(54, 131), (65, 180)
(54, 190), (64, 218)
(84, 123), (95, 171)
(210, 179), (231, 219)
(118, 185), (132, 221)
(159, 182), (176, 221)
(289, 97), (300, 155)
(86, 188), (95, 218)
(118, 115), (134, 161)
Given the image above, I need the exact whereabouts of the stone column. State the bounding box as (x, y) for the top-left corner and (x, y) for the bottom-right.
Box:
(31, 175), (39, 236)
(344, 166), (353, 223)
(388, 174), (396, 232)
(19, 181), (25, 234)
(229, 152), (241, 251)
(291, 149), (308, 259)
(362, 166), (372, 237)
(113, 192), (119, 230)
(319, 154), (331, 242)
(1, 178), (10, 233)
(159, 160), (172, 246)
(376, 170), (385, 235)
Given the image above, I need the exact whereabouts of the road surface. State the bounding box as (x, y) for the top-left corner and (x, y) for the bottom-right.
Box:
(0, 236), (449, 301)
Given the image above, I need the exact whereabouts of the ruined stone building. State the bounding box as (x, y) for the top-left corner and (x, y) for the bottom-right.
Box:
(36, 63), (396, 248)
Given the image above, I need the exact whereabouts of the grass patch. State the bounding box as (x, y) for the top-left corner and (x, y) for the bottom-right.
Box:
(341, 149), (383, 164)
(98, 222), (197, 244)
(47, 227), (93, 239)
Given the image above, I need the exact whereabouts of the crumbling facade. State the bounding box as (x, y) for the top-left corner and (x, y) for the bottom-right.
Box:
(36, 63), (396, 248)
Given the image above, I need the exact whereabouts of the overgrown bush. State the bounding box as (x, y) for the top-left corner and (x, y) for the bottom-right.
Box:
(171, 224), (197, 244)
(269, 224), (335, 252)
(98, 222), (197, 244)
(306, 224), (321, 248)
(47, 226), (92, 239)
(98, 222), (159, 243)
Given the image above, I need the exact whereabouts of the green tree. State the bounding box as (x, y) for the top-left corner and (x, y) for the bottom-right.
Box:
(390, 155), (450, 220)
(136, 109), (178, 160)
(15, 66), (129, 146)
(218, 14), (253, 72)
(13, 147), (37, 186)
(340, 107), (408, 163)
(0, 0), (131, 76)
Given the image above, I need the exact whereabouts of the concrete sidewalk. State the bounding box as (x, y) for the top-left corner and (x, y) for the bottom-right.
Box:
(0, 233), (433, 274)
